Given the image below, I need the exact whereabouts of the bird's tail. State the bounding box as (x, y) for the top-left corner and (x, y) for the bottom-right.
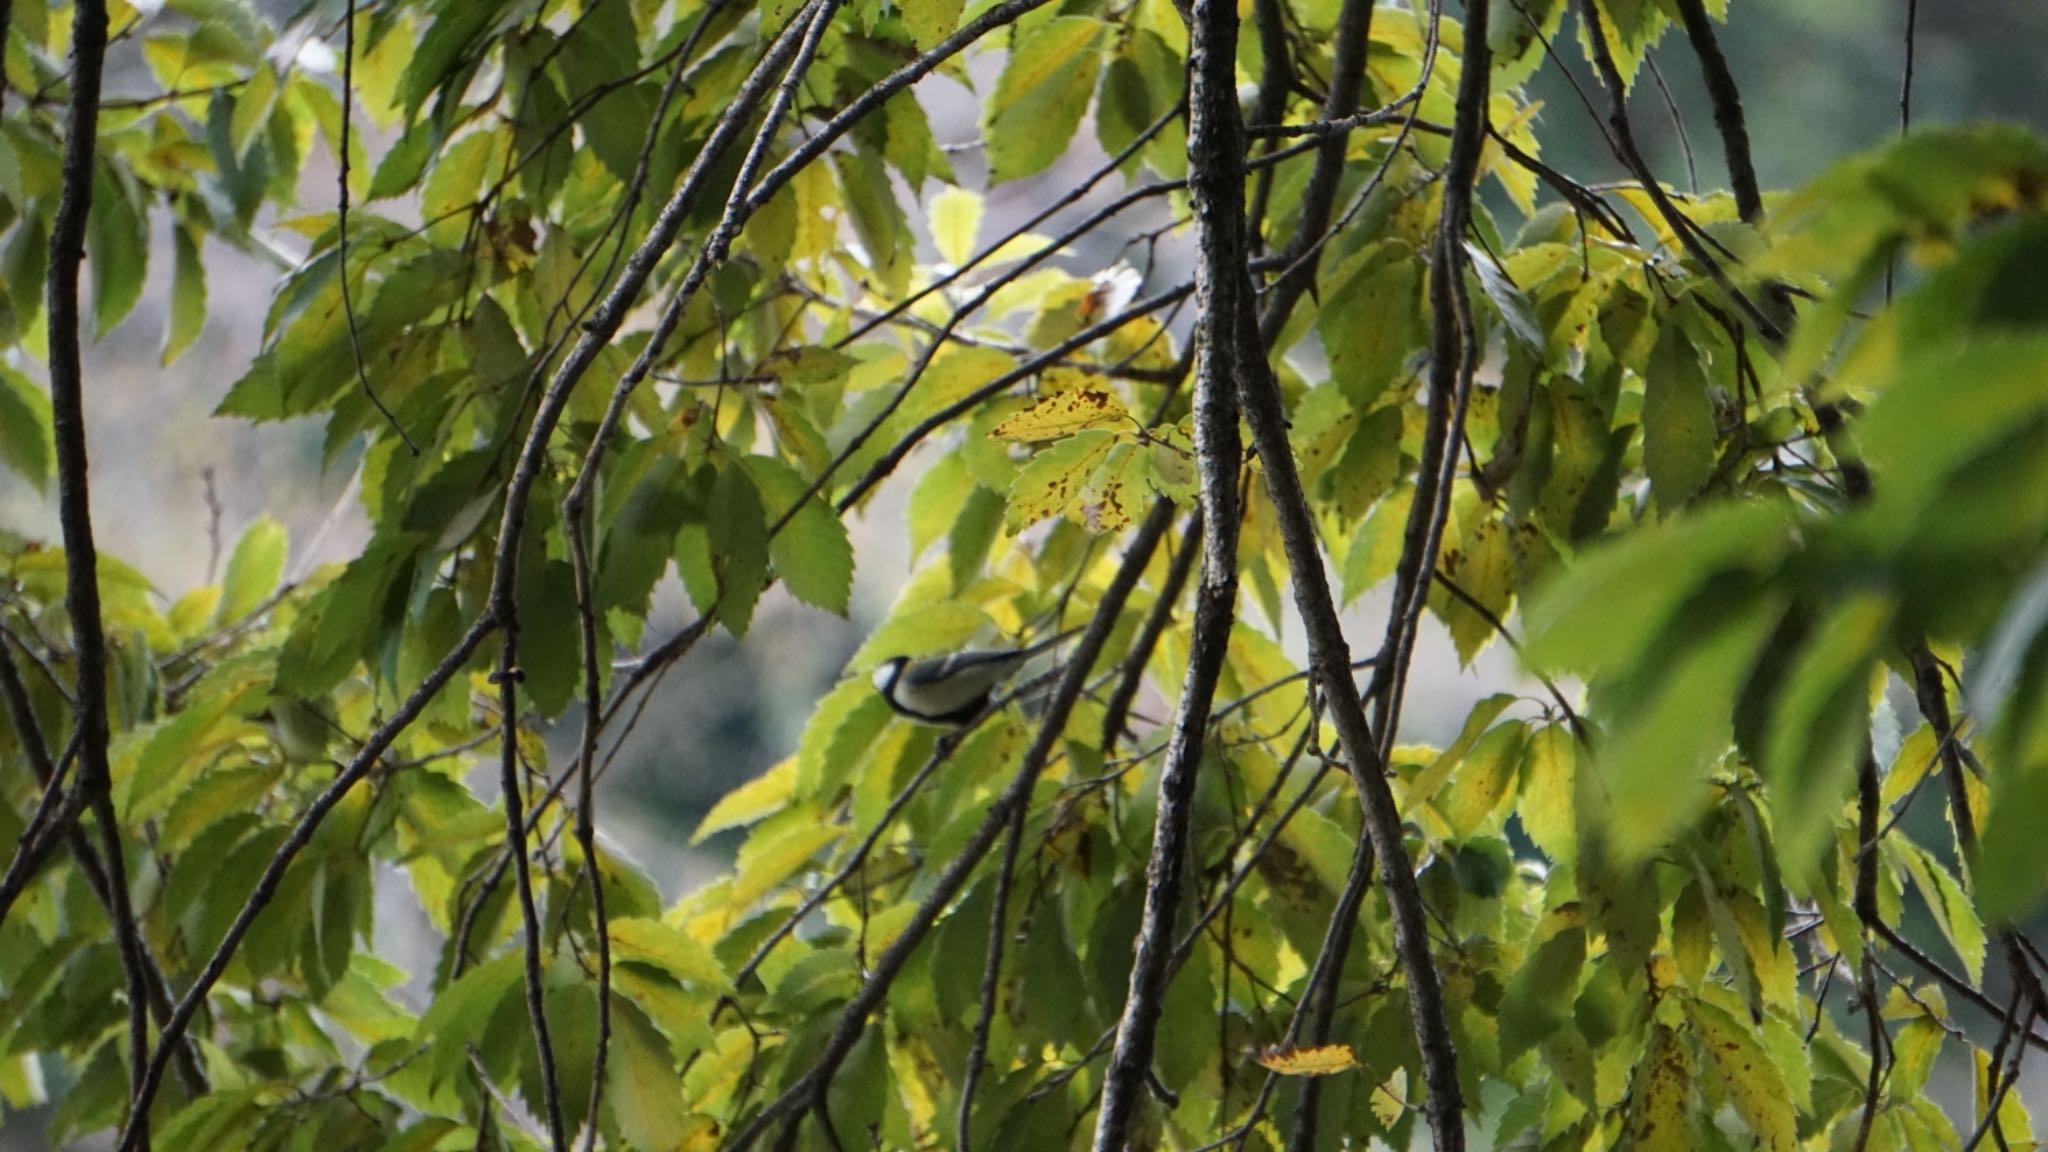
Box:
(1018, 624), (1087, 658)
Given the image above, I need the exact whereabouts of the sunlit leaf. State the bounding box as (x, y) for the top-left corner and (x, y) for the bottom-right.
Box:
(1254, 1043), (1359, 1077)
(989, 389), (1134, 443)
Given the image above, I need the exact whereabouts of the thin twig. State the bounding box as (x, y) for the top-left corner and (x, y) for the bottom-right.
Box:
(1101, 514), (1202, 753)
(1088, 0), (1252, 1139)
(334, 0), (413, 452)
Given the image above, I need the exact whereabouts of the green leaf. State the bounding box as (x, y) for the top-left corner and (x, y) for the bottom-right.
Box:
(396, 1), (496, 119)
(983, 18), (1105, 184)
(744, 455), (854, 615)
(1467, 242), (1545, 349)
(794, 675), (894, 795)
(608, 1002), (701, 1149)
(1436, 513), (1516, 666)
(1499, 914), (1585, 1060)
(1095, 29), (1187, 180)
(415, 952), (522, 1083)
(608, 918), (731, 989)
(1319, 252), (1420, 404)
(1594, 595), (1782, 862)
(0, 363), (53, 493)
(163, 223), (208, 365)
(899, 0), (964, 47)
(229, 63), (280, 160)
(1760, 592), (1890, 868)
(1437, 721), (1527, 838)
(1403, 694), (1517, 816)
(368, 119), (435, 201)
(835, 147), (912, 294)
(1343, 483), (1413, 603)
(88, 163), (148, 337)
(706, 462), (771, 637)
(517, 557), (582, 718)
(1318, 405), (1402, 521)
(1643, 321), (1715, 511)
(1892, 841), (1987, 984)
(909, 451), (973, 560)
(948, 485), (1006, 592)
(1523, 500), (1792, 675)
(218, 516), (288, 624)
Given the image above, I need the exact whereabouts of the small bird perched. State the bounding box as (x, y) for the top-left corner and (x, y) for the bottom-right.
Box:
(870, 630), (1077, 726)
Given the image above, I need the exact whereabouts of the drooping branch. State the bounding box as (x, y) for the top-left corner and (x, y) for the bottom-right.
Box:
(1234, 283), (1467, 1148)
(1575, 0), (1781, 341)
(1089, 0), (1255, 1140)
(1366, 0), (1488, 758)
(1906, 643), (2048, 1023)
(1225, 2), (1482, 1143)
(493, 9), (842, 1144)
(0, 642), (207, 1097)
(968, 502), (1176, 1151)
(1258, 0), (1374, 339)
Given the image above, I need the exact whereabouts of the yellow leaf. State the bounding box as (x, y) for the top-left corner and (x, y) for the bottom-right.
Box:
(990, 389), (1134, 442)
(730, 820), (842, 911)
(929, 186), (981, 266)
(693, 758), (796, 843)
(1369, 1068), (1408, 1126)
(1686, 998), (1796, 1151)
(1627, 1024), (1694, 1152)
(1253, 1042), (1359, 1077)
(1079, 442), (1146, 534)
(921, 345), (1018, 413)
(1006, 429), (1117, 530)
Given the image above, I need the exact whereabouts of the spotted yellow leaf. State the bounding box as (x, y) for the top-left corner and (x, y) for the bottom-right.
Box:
(990, 388), (1133, 442)
(1253, 1042), (1359, 1077)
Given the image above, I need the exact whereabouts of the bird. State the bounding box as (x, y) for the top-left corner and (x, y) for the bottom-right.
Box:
(869, 630), (1079, 726)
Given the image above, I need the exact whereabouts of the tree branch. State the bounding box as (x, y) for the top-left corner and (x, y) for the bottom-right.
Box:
(963, 499), (1175, 1151)
(1668, 0), (1761, 222)
(42, 3), (158, 1141)
(1090, 0), (1256, 1140)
